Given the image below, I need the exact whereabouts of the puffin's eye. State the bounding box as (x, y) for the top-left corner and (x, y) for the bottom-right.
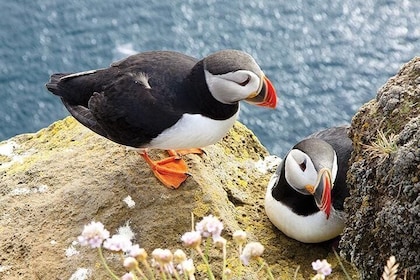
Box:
(238, 76), (251, 86)
(299, 159), (307, 171)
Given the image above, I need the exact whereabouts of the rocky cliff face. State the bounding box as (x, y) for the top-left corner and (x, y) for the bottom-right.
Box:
(0, 118), (356, 279)
(340, 57), (420, 279)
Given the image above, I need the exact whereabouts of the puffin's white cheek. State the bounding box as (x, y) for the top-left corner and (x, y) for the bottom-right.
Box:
(204, 71), (234, 104)
(284, 151), (318, 190)
(284, 159), (306, 188)
(204, 70), (260, 104)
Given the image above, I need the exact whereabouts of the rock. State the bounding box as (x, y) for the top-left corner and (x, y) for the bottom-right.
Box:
(0, 117), (357, 279)
(340, 57), (420, 279)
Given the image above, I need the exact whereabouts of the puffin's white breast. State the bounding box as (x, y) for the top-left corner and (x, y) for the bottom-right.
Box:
(148, 111), (239, 150)
(264, 174), (345, 243)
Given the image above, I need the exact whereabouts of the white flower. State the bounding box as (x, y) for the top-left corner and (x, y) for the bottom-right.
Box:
(127, 244), (146, 259)
(173, 249), (187, 263)
(178, 258), (195, 278)
(195, 215), (224, 240)
(312, 259), (332, 276)
(123, 257), (138, 270)
(232, 230), (247, 245)
(240, 242), (265, 265)
(152, 248), (173, 263)
(103, 234), (132, 252)
(77, 221), (110, 248)
(152, 249), (175, 274)
(117, 221), (135, 241)
(213, 236), (227, 249)
(181, 231), (202, 248)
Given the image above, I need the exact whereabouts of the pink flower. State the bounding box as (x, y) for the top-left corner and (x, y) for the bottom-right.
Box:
(173, 249), (187, 263)
(127, 244), (143, 258)
(152, 248), (173, 264)
(181, 231), (202, 248)
(177, 258), (195, 277)
(232, 230), (247, 245)
(152, 248), (175, 274)
(77, 221), (110, 248)
(240, 242), (265, 265)
(123, 257), (138, 270)
(195, 215), (223, 240)
(103, 234), (132, 252)
(312, 259), (332, 276)
(213, 236), (227, 249)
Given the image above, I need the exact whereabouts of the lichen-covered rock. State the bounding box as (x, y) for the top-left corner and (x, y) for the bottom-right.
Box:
(0, 117), (357, 279)
(340, 57), (420, 279)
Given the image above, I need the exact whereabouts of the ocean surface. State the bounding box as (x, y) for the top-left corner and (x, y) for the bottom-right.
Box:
(1, 0), (419, 156)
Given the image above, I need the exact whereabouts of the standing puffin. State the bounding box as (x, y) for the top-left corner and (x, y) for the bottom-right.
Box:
(46, 49), (277, 189)
(265, 126), (352, 243)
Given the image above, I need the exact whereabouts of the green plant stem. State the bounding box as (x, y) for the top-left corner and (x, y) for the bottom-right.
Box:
(258, 258), (275, 280)
(141, 259), (155, 280)
(171, 265), (182, 280)
(236, 244), (243, 278)
(159, 269), (168, 280)
(204, 238), (211, 261)
(333, 248), (352, 280)
(237, 243), (243, 277)
(97, 247), (120, 280)
(196, 246), (215, 280)
(132, 271), (139, 280)
(135, 266), (149, 280)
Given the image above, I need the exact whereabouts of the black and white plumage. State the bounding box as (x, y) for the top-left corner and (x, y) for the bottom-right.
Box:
(265, 126), (352, 243)
(46, 49), (277, 188)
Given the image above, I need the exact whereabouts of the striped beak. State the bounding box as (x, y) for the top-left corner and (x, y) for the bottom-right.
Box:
(305, 168), (332, 219)
(245, 75), (277, 108)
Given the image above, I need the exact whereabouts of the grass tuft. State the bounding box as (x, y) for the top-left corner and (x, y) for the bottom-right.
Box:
(363, 129), (398, 163)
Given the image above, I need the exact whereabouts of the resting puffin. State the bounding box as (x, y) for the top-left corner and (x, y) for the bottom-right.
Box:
(265, 126), (352, 243)
(46, 49), (277, 188)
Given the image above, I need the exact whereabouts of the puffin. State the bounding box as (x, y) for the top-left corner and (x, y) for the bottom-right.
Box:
(46, 49), (277, 189)
(264, 126), (352, 243)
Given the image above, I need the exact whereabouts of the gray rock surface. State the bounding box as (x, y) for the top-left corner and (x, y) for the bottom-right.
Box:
(340, 56), (420, 280)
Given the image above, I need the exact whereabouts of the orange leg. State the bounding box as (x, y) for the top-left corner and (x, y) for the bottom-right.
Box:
(172, 148), (204, 156)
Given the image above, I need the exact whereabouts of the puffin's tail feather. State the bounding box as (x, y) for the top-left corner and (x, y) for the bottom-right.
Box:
(46, 71), (99, 106)
(46, 73), (73, 95)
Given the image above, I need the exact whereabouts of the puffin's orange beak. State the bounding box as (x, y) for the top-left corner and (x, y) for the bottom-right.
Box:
(245, 76), (278, 109)
(305, 168), (332, 219)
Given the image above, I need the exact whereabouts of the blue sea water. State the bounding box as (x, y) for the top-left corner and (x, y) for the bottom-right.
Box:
(0, 0), (418, 156)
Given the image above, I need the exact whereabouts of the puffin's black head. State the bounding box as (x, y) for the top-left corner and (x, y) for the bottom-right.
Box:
(202, 50), (277, 108)
(284, 138), (338, 218)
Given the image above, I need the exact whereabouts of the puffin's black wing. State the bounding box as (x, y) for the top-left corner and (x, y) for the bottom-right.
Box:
(46, 51), (198, 147)
(87, 72), (188, 147)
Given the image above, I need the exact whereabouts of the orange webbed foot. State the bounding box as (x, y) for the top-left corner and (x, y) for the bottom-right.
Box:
(140, 151), (189, 189)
